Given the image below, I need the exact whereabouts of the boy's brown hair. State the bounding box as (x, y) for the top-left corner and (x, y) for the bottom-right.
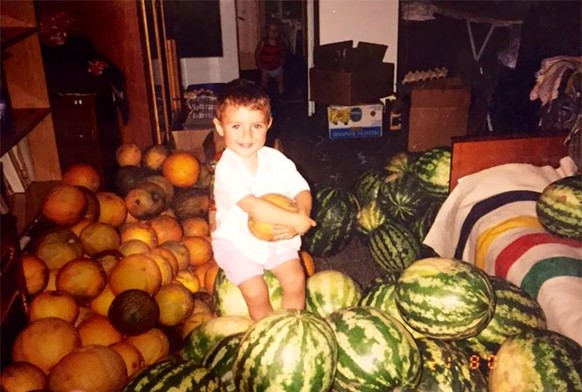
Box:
(215, 79), (271, 121)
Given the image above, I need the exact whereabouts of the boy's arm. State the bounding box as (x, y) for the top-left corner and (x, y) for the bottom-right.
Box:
(294, 189), (312, 217)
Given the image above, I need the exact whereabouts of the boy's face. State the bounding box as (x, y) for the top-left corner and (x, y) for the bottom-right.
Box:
(213, 105), (272, 160)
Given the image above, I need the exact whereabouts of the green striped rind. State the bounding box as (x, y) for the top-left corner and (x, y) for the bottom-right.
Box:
(306, 270), (362, 317)
(384, 151), (419, 178)
(489, 329), (582, 392)
(328, 306), (421, 391)
(123, 359), (223, 392)
(181, 315), (254, 363)
(214, 269), (282, 317)
(395, 257), (496, 340)
(536, 175), (582, 239)
(202, 333), (244, 392)
(377, 173), (428, 224)
(367, 222), (422, 274)
(456, 276), (546, 370)
(411, 198), (444, 242)
(413, 147), (451, 197)
(303, 187), (359, 257)
(233, 309), (338, 392)
(358, 281), (424, 339)
(356, 199), (386, 237)
(353, 169), (385, 206)
(416, 338), (487, 392)
(123, 358), (177, 392)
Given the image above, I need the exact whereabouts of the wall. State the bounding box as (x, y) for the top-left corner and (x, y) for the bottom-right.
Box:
(318, 0), (399, 85)
(180, 0), (240, 86)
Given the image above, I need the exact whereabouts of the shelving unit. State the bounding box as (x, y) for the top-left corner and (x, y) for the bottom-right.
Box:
(1, 0), (62, 235)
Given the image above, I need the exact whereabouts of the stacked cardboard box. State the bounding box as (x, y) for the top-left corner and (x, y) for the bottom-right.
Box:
(407, 77), (471, 152)
(309, 41), (394, 106)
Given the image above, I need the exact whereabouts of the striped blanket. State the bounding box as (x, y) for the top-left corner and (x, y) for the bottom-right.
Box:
(424, 157), (581, 346)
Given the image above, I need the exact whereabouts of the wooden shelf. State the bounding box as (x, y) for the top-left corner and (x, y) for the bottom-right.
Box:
(8, 180), (60, 236)
(0, 108), (51, 156)
(0, 27), (35, 50)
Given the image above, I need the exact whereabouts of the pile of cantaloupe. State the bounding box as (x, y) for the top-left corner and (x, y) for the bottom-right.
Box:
(1, 144), (220, 392)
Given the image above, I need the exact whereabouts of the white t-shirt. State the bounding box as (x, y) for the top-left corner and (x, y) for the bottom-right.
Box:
(212, 146), (310, 264)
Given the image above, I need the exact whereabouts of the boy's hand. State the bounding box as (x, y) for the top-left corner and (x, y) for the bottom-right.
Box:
(270, 213), (316, 241)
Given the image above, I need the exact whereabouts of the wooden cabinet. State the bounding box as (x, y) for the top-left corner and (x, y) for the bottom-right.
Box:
(1, 0), (61, 234)
(50, 92), (120, 190)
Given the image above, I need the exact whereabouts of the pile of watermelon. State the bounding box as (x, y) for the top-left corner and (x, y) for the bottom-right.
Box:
(141, 257), (581, 391)
(303, 147), (450, 275)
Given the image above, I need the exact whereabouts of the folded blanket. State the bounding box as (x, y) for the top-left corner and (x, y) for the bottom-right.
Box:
(424, 157), (581, 345)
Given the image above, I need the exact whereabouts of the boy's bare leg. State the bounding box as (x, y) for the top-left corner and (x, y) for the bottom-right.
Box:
(238, 275), (273, 321)
(271, 258), (305, 310)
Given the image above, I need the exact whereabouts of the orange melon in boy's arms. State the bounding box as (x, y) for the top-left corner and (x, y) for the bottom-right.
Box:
(248, 193), (298, 241)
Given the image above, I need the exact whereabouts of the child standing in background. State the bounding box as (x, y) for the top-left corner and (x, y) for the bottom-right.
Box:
(255, 18), (286, 95)
(211, 79), (315, 321)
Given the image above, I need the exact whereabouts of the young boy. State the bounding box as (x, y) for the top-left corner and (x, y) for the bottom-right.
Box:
(255, 18), (286, 95)
(211, 79), (316, 321)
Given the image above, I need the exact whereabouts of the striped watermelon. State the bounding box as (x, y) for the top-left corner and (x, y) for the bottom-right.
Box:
(384, 151), (419, 180)
(233, 309), (338, 391)
(367, 221), (422, 273)
(123, 359), (223, 391)
(353, 169), (385, 206)
(214, 269), (282, 317)
(303, 187), (359, 257)
(411, 198), (444, 242)
(455, 276), (546, 373)
(201, 333), (244, 392)
(181, 315), (253, 363)
(413, 147), (451, 197)
(358, 280), (424, 339)
(377, 173), (428, 224)
(536, 175), (582, 239)
(355, 199), (386, 237)
(328, 306), (421, 391)
(306, 270), (362, 317)
(488, 329), (582, 392)
(395, 257), (496, 340)
(415, 338), (487, 392)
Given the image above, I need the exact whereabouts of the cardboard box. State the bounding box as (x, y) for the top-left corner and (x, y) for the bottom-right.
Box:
(171, 128), (214, 162)
(408, 78), (470, 152)
(328, 104), (383, 140)
(310, 63), (394, 106)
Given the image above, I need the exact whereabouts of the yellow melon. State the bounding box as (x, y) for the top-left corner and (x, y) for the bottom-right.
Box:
(96, 191), (127, 228)
(12, 317), (81, 374)
(79, 222), (121, 256)
(142, 144), (171, 171)
(48, 345), (127, 392)
(120, 222), (158, 249)
(0, 361), (48, 392)
(55, 257), (107, 303)
(160, 240), (190, 271)
(248, 193), (298, 241)
(89, 284), (116, 316)
(42, 184), (88, 226)
(109, 342), (145, 378)
(32, 229), (84, 271)
(77, 315), (123, 346)
(155, 283), (195, 326)
(21, 254), (49, 295)
(162, 151), (200, 188)
(181, 216), (210, 237)
(28, 290), (79, 323)
(116, 143), (142, 167)
(148, 215), (183, 244)
(145, 252), (174, 285)
(150, 247), (179, 277)
(172, 269), (200, 293)
(61, 163), (101, 192)
(125, 328), (170, 366)
(108, 254), (162, 296)
(182, 236), (213, 267)
(118, 239), (151, 256)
